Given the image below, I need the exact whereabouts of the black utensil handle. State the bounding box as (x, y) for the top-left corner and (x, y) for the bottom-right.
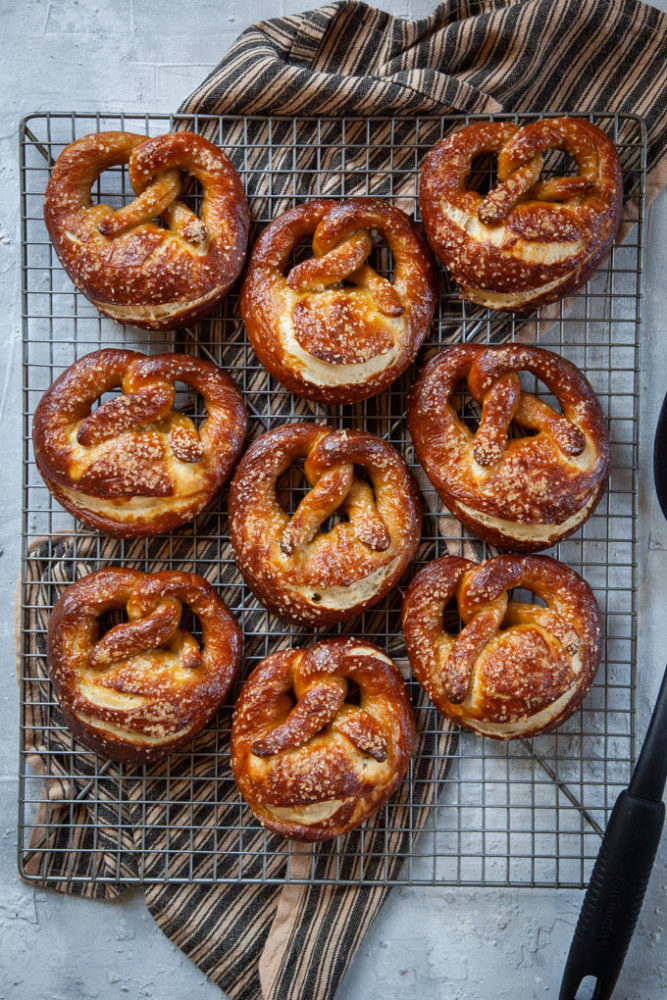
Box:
(559, 790), (665, 1000)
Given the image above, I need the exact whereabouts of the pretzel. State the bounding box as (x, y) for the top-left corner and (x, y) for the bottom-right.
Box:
(408, 344), (609, 551)
(33, 349), (248, 536)
(44, 131), (249, 329)
(402, 554), (602, 739)
(48, 568), (242, 763)
(228, 423), (422, 626)
(231, 637), (414, 840)
(241, 199), (437, 402)
(420, 118), (623, 311)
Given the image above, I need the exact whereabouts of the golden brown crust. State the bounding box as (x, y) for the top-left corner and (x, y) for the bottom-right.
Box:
(402, 554), (602, 740)
(419, 118), (623, 312)
(48, 568), (242, 764)
(228, 423), (422, 626)
(32, 348), (248, 537)
(241, 198), (437, 403)
(408, 344), (609, 552)
(44, 131), (249, 330)
(231, 637), (415, 840)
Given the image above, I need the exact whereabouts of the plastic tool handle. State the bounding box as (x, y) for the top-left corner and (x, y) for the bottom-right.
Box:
(559, 790), (665, 1000)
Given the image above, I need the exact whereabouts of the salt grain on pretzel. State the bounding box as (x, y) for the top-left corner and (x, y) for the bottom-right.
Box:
(419, 118), (622, 312)
(229, 423), (422, 626)
(48, 568), (242, 763)
(231, 637), (415, 840)
(408, 344), (609, 551)
(33, 348), (248, 536)
(44, 131), (249, 329)
(402, 554), (602, 740)
(241, 198), (437, 403)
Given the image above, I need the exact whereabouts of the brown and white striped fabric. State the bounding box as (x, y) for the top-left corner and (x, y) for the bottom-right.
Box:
(21, 533), (457, 997)
(181, 0), (667, 200)
(20, 3), (667, 999)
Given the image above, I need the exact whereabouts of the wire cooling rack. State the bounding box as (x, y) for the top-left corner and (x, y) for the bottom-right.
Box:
(18, 111), (644, 888)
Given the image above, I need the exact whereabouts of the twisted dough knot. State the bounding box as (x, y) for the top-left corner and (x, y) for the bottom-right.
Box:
(48, 568), (242, 763)
(44, 131), (249, 329)
(402, 555), (602, 740)
(408, 344), (609, 552)
(241, 198), (437, 403)
(229, 423), (422, 626)
(419, 117), (623, 311)
(33, 348), (248, 537)
(231, 637), (415, 840)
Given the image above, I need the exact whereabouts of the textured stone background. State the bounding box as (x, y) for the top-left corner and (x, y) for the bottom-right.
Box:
(1, 2), (666, 998)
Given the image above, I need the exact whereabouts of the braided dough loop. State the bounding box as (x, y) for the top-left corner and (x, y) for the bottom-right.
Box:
(44, 131), (249, 329)
(408, 344), (609, 551)
(231, 637), (415, 840)
(402, 554), (602, 740)
(229, 423), (422, 626)
(241, 198), (437, 403)
(48, 568), (242, 763)
(419, 117), (623, 311)
(33, 348), (248, 537)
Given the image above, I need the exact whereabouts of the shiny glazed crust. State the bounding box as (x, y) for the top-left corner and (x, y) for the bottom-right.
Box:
(44, 131), (249, 330)
(32, 348), (248, 537)
(419, 118), (623, 312)
(241, 198), (437, 403)
(231, 637), (415, 840)
(228, 423), (422, 626)
(402, 554), (602, 740)
(48, 568), (242, 764)
(408, 344), (609, 552)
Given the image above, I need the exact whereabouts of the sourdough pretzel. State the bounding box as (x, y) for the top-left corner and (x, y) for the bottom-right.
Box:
(48, 568), (242, 763)
(231, 637), (415, 840)
(408, 344), (609, 551)
(241, 199), (437, 402)
(420, 118), (622, 311)
(402, 554), (602, 739)
(229, 424), (422, 626)
(33, 349), (247, 536)
(44, 131), (249, 329)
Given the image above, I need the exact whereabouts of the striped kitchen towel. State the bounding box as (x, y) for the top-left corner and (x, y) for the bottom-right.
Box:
(20, 3), (667, 1000)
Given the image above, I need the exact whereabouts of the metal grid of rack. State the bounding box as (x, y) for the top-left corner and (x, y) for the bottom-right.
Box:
(18, 111), (644, 887)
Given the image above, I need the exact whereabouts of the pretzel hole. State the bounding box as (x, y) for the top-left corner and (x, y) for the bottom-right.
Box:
(467, 153), (499, 196)
(344, 678), (362, 706)
(91, 163), (131, 211)
(289, 238), (320, 271)
(275, 464), (310, 512)
(540, 149), (579, 180)
(172, 381), (206, 429)
(452, 380), (482, 434)
(91, 165), (205, 229)
(506, 588), (548, 614)
(367, 239), (395, 284)
(178, 605), (202, 643)
(177, 174), (204, 216)
(319, 512), (348, 534)
(97, 607), (129, 636)
(89, 388), (120, 412)
(442, 597), (464, 636)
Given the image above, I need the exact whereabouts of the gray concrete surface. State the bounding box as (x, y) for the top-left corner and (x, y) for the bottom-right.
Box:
(1, 2), (666, 998)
